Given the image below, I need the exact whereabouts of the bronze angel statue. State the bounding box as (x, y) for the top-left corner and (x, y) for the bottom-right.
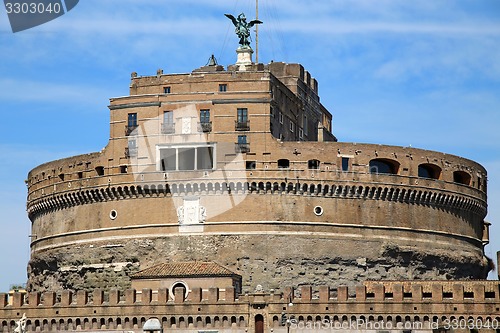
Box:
(225, 13), (262, 48)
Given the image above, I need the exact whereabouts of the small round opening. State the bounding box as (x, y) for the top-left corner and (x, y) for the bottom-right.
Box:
(109, 210), (118, 220)
(314, 206), (323, 216)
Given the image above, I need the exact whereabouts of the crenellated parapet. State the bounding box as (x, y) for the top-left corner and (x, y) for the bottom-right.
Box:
(1, 281), (499, 332)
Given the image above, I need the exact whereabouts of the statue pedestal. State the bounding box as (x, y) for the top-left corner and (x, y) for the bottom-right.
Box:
(236, 47), (253, 71)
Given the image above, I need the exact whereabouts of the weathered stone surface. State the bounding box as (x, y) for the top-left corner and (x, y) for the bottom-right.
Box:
(27, 235), (487, 292)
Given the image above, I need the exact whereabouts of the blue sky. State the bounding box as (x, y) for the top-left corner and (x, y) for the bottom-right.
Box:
(0, 0), (499, 291)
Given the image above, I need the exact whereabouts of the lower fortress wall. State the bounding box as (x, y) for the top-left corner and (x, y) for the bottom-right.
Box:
(1, 281), (499, 332)
(28, 234), (487, 293)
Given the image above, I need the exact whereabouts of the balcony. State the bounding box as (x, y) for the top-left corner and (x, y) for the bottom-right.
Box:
(235, 120), (250, 131)
(235, 143), (250, 153)
(125, 125), (138, 136)
(199, 121), (212, 133)
(161, 122), (175, 134)
(125, 147), (138, 158)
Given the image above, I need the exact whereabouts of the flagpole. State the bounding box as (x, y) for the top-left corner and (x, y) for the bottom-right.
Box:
(255, 0), (259, 63)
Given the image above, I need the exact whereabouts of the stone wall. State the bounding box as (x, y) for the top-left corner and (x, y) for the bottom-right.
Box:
(1, 281), (499, 333)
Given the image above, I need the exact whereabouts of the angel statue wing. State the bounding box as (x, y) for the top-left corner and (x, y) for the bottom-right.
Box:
(224, 14), (238, 27)
(248, 19), (263, 28)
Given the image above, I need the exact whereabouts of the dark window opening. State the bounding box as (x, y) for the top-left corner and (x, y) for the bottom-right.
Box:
(342, 157), (349, 171)
(95, 166), (104, 176)
(422, 292), (432, 298)
(163, 86), (171, 94)
(200, 109), (210, 123)
(236, 135), (249, 153)
(366, 292), (375, 298)
(126, 113), (138, 135)
(485, 291), (495, 298)
(219, 84), (227, 92)
(403, 292), (412, 298)
(278, 159), (290, 168)
(199, 109), (212, 132)
(246, 161), (256, 170)
(77, 172), (83, 179)
(238, 135), (247, 144)
(236, 108), (249, 131)
(369, 158), (400, 175)
(58, 173), (65, 181)
(418, 163), (441, 180)
(443, 292), (453, 298)
(120, 165), (127, 174)
(385, 292), (393, 298)
(127, 113), (137, 127)
(453, 171), (471, 186)
(464, 292), (474, 298)
(308, 159), (320, 169)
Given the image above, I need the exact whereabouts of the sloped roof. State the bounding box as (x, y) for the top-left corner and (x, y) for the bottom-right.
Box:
(131, 262), (240, 279)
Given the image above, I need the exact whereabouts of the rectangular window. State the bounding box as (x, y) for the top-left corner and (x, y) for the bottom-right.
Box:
(128, 113), (137, 127)
(237, 108), (248, 122)
(162, 111), (175, 134)
(163, 86), (171, 94)
(219, 84), (227, 92)
(246, 161), (256, 170)
(127, 139), (138, 157)
(160, 148), (176, 171)
(342, 157), (349, 171)
(159, 145), (215, 171)
(163, 111), (173, 124)
(303, 115), (308, 135)
(279, 112), (284, 124)
(290, 121), (294, 132)
(178, 148), (196, 171)
(200, 109), (210, 123)
(299, 128), (304, 140)
(197, 146), (214, 170)
(238, 135), (247, 144)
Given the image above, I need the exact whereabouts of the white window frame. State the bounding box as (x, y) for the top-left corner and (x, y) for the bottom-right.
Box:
(156, 143), (216, 171)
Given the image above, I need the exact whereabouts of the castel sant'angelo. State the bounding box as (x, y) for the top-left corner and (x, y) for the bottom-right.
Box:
(1, 12), (499, 333)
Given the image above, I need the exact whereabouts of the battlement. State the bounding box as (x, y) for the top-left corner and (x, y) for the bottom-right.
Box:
(1, 281), (499, 332)
(2, 281), (499, 309)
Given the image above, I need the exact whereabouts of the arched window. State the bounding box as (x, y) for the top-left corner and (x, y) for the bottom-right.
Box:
(453, 171), (471, 185)
(418, 163), (441, 179)
(308, 159), (320, 169)
(278, 159), (290, 168)
(369, 158), (400, 175)
(171, 281), (188, 300)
